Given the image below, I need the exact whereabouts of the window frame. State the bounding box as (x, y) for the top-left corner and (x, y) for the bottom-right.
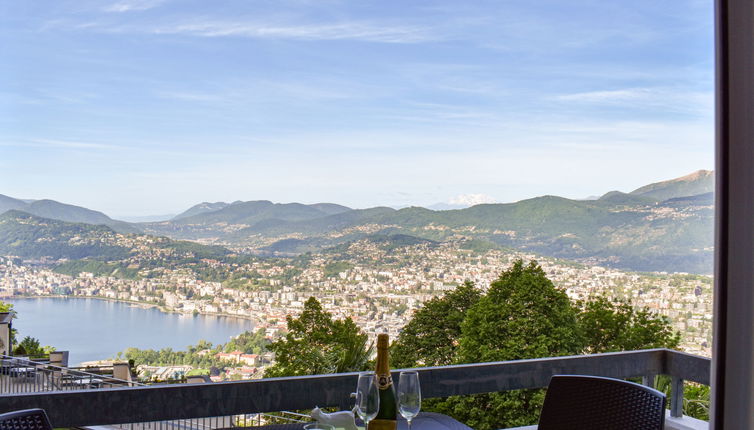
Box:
(711, 0), (754, 427)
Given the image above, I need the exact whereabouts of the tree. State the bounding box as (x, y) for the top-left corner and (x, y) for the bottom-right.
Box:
(392, 281), (481, 368)
(0, 301), (17, 348)
(265, 297), (372, 377)
(577, 296), (680, 353)
(0, 301), (14, 314)
(225, 328), (270, 354)
(430, 261), (583, 430)
(14, 336), (44, 357)
(395, 260), (683, 430)
(188, 339), (213, 354)
(459, 261), (582, 363)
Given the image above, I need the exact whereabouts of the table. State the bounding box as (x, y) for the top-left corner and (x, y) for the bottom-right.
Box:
(227, 412), (473, 430)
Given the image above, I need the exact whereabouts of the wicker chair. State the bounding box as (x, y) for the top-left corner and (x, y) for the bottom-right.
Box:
(538, 375), (667, 430)
(0, 409), (52, 430)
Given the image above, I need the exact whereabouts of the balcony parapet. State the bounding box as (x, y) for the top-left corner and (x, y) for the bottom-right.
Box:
(0, 348), (710, 427)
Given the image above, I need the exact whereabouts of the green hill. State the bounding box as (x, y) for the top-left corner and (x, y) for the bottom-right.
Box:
(630, 170), (714, 201)
(174, 200), (350, 225)
(143, 170), (715, 274)
(0, 210), (130, 260)
(0, 194), (28, 213)
(225, 206), (396, 239)
(307, 203), (352, 216)
(192, 191), (710, 272)
(0, 211), (230, 273)
(597, 191), (658, 206)
(172, 201), (230, 220)
(222, 193), (712, 273)
(0, 195), (138, 234)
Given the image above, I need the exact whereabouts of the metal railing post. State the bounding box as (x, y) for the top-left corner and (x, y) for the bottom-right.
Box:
(671, 376), (685, 418)
(642, 373), (657, 389)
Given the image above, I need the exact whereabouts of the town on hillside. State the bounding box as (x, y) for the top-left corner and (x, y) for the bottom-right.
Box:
(0, 237), (712, 382)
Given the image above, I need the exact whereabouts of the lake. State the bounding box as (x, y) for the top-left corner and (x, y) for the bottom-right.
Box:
(6, 297), (255, 366)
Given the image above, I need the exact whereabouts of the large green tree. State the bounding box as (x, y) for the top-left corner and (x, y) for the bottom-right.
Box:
(265, 297), (372, 377)
(459, 261), (582, 363)
(394, 260), (681, 430)
(430, 261), (583, 429)
(392, 281), (481, 368)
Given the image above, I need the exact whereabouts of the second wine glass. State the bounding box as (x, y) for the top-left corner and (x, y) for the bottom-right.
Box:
(397, 371), (421, 430)
(355, 372), (380, 429)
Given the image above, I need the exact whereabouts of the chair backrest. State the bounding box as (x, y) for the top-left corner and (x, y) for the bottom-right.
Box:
(0, 409), (52, 430)
(538, 375), (666, 430)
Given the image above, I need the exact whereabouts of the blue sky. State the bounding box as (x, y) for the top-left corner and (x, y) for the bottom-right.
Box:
(0, 0), (714, 217)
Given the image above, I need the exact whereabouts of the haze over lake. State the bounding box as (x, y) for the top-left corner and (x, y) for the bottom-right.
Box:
(8, 298), (254, 366)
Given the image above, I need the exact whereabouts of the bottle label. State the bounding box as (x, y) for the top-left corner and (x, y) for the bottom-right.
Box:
(376, 373), (393, 390)
(368, 419), (397, 430)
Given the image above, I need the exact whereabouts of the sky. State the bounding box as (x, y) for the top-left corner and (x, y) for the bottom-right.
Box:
(0, 0), (714, 217)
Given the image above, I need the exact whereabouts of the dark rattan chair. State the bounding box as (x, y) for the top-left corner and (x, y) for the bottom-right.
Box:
(0, 409), (52, 430)
(538, 375), (666, 430)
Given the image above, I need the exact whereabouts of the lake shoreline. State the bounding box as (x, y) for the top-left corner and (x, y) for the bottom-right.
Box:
(5, 297), (257, 366)
(7, 295), (257, 324)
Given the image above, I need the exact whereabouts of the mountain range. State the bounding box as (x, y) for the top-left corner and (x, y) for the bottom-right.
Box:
(0, 170), (715, 274)
(0, 194), (136, 234)
(0, 210), (230, 280)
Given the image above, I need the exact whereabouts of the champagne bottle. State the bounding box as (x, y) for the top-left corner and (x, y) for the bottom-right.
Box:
(369, 333), (397, 430)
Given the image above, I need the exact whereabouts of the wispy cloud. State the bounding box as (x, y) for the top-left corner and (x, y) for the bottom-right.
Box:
(28, 139), (124, 150)
(378, 108), (501, 129)
(156, 91), (225, 103)
(556, 87), (713, 115)
(104, 0), (166, 13)
(156, 79), (355, 105)
(97, 20), (437, 43)
(558, 88), (656, 103)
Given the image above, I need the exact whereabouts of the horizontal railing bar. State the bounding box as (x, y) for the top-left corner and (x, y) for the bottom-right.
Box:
(0, 348), (709, 427)
(415, 349), (665, 398)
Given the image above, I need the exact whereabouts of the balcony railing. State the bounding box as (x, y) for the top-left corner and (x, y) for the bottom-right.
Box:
(0, 354), (135, 393)
(0, 348), (710, 428)
(0, 355), (308, 429)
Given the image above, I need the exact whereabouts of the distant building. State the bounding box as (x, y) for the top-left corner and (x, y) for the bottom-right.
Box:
(0, 313), (12, 355)
(239, 354), (259, 366)
(215, 350), (244, 363)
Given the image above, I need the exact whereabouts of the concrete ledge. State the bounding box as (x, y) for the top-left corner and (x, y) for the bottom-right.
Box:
(665, 411), (709, 430)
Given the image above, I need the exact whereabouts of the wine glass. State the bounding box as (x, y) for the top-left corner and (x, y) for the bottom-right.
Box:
(398, 371), (421, 430)
(355, 372), (380, 429)
(304, 425), (334, 430)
